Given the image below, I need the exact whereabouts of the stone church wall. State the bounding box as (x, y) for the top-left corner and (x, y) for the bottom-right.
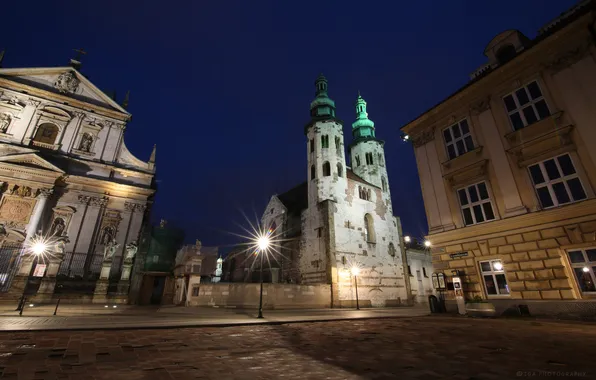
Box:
(187, 283), (332, 309)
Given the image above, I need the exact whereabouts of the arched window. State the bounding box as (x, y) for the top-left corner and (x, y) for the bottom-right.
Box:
(355, 155), (361, 167)
(335, 137), (341, 156)
(311, 165), (315, 180)
(33, 123), (59, 144)
(388, 243), (396, 257)
(337, 163), (343, 177)
(496, 44), (516, 65)
(364, 213), (375, 243)
(322, 161), (331, 176)
(79, 133), (93, 152)
(381, 176), (387, 192)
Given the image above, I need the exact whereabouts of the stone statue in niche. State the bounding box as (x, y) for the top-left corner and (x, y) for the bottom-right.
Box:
(103, 238), (120, 261)
(101, 226), (114, 245)
(50, 217), (66, 236)
(124, 241), (138, 262)
(52, 236), (70, 260)
(79, 133), (93, 152)
(54, 71), (80, 94)
(0, 113), (11, 133)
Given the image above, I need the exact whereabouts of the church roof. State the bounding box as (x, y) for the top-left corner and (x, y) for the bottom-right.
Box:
(347, 169), (380, 189)
(277, 182), (308, 215)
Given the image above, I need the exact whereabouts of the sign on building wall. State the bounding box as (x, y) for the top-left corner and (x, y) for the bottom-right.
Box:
(449, 252), (468, 259)
(32, 264), (47, 277)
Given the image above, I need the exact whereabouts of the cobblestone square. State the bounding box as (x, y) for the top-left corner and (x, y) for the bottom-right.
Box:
(0, 316), (594, 379)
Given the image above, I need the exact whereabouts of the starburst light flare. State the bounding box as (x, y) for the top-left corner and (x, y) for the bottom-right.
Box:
(24, 233), (60, 264)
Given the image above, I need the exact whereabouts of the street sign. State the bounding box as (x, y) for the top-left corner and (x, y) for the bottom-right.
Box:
(449, 251), (468, 259)
(33, 264), (46, 277)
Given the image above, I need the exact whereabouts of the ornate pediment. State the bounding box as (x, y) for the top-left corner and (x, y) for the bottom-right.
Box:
(443, 159), (489, 188)
(0, 153), (65, 173)
(504, 111), (575, 167)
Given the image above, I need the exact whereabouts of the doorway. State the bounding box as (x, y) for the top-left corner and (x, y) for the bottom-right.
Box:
(150, 276), (166, 305)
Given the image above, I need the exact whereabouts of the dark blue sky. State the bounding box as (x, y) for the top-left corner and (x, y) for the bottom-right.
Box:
(1, 0), (577, 246)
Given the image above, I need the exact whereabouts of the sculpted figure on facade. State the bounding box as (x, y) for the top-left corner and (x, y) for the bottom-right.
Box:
(103, 238), (120, 261)
(0, 113), (11, 133)
(101, 226), (114, 245)
(52, 236), (70, 260)
(79, 133), (93, 152)
(0, 224), (7, 244)
(124, 241), (138, 262)
(53, 71), (80, 94)
(50, 217), (66, 236)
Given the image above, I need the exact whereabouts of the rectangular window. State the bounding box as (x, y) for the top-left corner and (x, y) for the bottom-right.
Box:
(310, 139), (314, 153)
(365, 152), (374, 165)
(567, 248), (596, 293)
(321, 135), (329, 148)
(503, 81), (551, 131)
(407, 265), (413, 276)
(443, 119), (474, 160)
(335, 137), (341, 156)
(192, 286), (199, 297)
(422, 267), (428, 277)
(479, 259), (509, 296)
(457, 181), (496, 226)
(355, 155), (361, 167)
(528, 154), (587, 209)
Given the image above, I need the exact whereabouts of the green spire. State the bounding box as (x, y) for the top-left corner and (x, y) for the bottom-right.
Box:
(351, 92), (375, 139)
(309, 73), (336, 120)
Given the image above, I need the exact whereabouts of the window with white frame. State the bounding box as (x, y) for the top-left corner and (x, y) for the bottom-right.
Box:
(443, 119), (474, 160)
(479, 259), (509, 296)
(528, 153), (587, 209)
(567, 248), (596, 293)
(503, 81), (551, 131)
(457, 181), (496, 226)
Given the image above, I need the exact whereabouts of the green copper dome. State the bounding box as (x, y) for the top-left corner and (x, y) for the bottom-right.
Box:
(309, 73), (336, 120)
(351, 92), (375, 139)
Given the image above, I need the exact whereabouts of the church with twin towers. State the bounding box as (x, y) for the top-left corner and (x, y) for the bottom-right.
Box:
(261, 74), (409, 307)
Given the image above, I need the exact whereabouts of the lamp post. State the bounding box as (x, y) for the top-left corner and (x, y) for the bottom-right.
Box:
(256, 235), (270, 319)
(17, 238), (48, 313)
(351, 266), (360, 310)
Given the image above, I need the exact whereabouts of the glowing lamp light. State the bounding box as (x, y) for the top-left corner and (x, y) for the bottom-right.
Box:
(31, 242), (47, 255)
(493, 262), (503, 271)
(351, 266), (360, 276)
(404, 236), (411, 243)
(583, 267), (590, 273)
(257, 236), (270, 251)
(424, 240), (431, 248)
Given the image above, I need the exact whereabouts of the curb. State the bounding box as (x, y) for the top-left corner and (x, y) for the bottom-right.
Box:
(0, 313), (430, 333)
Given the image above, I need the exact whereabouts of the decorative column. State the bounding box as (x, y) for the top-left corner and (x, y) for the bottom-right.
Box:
(36, 237), (68, 302)
(92, 239), (119, 303)
(117, 240), (138, 297)
(24, 188), (53, 242)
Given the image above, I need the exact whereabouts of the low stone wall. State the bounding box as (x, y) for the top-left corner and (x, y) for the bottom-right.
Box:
(445, 299), (596, 320)
(188, 283), (332, 309)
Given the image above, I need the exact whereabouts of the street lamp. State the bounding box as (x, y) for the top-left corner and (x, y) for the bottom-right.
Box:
(256, 234), (270, 319)
(351, 266), (360, 310)
(424, 240), (431, 248)
(404, 235), (411, 243)
(17, 235), (49, 313)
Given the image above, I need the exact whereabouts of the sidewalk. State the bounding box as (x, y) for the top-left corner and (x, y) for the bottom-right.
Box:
(0, 304), (430, 332)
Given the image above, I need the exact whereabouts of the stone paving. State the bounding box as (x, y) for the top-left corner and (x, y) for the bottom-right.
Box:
(0, 316), (594, 379)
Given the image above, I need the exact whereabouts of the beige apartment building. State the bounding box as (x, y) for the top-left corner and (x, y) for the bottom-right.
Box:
(401, 0), (596, 317)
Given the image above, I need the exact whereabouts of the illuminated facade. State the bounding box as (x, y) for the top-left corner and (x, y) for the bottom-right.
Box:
(0, 58), (155, 303)
(401, 0), (596, 317)
(259, 75), (410, 307)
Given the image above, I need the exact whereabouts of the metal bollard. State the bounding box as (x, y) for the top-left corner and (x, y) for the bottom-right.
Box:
(18, 297), (26, 316)
(53, 298), (61, 316)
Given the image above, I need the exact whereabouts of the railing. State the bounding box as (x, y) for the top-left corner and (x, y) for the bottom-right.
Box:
(0, 242), (24, 292)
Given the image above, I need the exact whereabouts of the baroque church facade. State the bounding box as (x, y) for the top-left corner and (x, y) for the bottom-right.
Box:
(260, 75), (410, 307)
(0, 57), (155, 303)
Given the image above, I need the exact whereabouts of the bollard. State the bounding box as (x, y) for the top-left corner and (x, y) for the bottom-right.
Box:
(18, 297), (26, 316)
(53, 298), (61, 316)
(15, 295), (25, 312)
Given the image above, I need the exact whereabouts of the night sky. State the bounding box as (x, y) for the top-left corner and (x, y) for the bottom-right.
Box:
(1, 0), (577, 247)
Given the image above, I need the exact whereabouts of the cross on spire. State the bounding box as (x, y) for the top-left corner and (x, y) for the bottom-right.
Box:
(73, 48), (87, 61)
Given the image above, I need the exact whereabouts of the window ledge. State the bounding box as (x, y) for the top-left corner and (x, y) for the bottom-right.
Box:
(31, 141), (60, 150)
(71, 148), (96, 157)
(504, 110), (567, 148)
(441, 146), (484, 171)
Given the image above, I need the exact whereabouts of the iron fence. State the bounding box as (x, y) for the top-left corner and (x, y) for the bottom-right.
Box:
(0, 242), (24, 292)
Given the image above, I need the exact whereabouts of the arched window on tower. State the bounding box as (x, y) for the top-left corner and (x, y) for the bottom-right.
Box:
(355, 155), (361, 167)
(365, 152), (374, 165)
(335, 137), (341, 156)
(381, 176), (387, 192)
(311, 165), (315, 180)
(33, 123), (59, 145)
(378, 153), (384, 166)
(364, 213), (376, 243)
(322, 161), (331, 177)
(310, 139), (314, 153)
(337, 163), (343, 177)
(321, 135), (329, 149)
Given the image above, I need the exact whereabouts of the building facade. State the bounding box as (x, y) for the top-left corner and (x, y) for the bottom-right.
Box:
(401, 0), (596, 317)
(0, 59), (155, 303)
(404, 240), (435, 305)
(259, 75), (410, 307)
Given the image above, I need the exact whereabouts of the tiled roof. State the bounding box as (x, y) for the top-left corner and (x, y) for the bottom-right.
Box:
(277, 182), (308, 215)
(347, 169), (380, 189)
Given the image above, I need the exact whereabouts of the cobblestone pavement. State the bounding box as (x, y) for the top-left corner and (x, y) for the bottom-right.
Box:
(0, 316), (594, 380)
